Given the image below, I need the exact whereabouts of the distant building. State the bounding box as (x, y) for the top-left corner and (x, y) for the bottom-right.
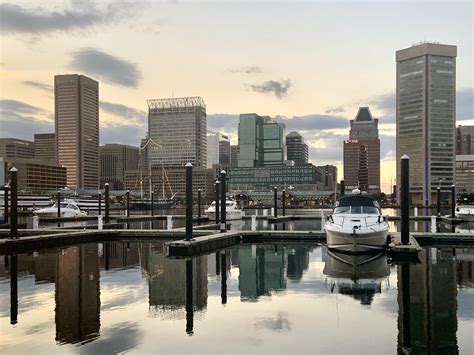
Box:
(317, 164), (338, 191)
(343, 107), (380, 194)
(99, 144), (140, 190)
(0, 138), (35, 160)
(219, 136), (231, 165)
(286, 131), (308, 165)
(455, 155), (474, 194)
(6, 159), (67, 192)
(237, 113), (285, 167)
(55, 74), (99, 189)
(147, 97), (207, 168)
(230, 145), (239, 167)
(457, 126), (474, 155)
(34, 133), (56, 163)
(396, 43), (457, 205)
(206, 131), (220, 168)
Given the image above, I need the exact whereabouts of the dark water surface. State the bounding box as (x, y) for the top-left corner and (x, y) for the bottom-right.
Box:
(1, 242), (473, 354)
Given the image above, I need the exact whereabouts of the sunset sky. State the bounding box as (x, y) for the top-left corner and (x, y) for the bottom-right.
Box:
(1, 0), (473, 192)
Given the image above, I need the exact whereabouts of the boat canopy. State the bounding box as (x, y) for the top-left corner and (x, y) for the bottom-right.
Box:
(336, 195), (379, 208)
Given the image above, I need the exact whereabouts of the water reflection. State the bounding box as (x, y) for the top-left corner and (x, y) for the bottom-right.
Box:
(323, 250), (390, 305)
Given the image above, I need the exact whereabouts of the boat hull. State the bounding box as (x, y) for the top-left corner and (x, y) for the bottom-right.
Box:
(456, 212), (474, 221)
(34, 210), (87, 219)
(205, 210), (244, 221)
(325, 227), (388, 253)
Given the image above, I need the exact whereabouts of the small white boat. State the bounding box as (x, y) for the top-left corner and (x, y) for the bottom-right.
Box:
(205, 198), (244, 221)
(455, 205), (474, 221)
(324, 190), (389, 253)
(34, 200), (88, 218)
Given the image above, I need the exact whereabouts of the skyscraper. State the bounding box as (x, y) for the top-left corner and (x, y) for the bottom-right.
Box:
(219, 135), (231, 165)
(396, 43), (457, 205)
(343, 107), (380, 194)
(286, 131), (308, 165)
(147, 97), (206, 167)
(34, 133), (56, 163)
(99, 144), (140, 190)
(55, 74), (99, 189)
(456, 125), (474, 155)
(230, 145), (239, 167)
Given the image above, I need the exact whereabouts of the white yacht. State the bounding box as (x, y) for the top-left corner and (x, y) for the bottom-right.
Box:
(205, 198), (244, 221)
(455, 204), (474, 221)
(324, 190), (389, 253)
(34, 200), (88, 218)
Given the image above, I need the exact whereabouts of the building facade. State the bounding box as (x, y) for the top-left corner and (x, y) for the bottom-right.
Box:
(6, 159), (67, 192)
(230, 145), (239, 167)
(55, 74), (99, 189)
(455, 155), (474, 194)
(286, 131), (308, 165)
(317, 164), (338, 191)
(147, 97), (206, 168)
(237, 113), (285, 168)
(343, 107), (380, 194)
(34, 133), (56, 163)
(99, 144), (140, 190)
(457, 125), (474, 155)
(206, 131), (220, 168)
(396, 43), (457, 205)
(0, 138), (35, 160)
(219, 136), (231, 165)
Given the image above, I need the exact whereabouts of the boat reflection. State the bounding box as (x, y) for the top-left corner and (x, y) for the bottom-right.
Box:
(323, 250), (390, 305)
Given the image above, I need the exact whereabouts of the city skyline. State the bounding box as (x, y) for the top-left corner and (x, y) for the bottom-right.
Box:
(0, 1), (473, 192)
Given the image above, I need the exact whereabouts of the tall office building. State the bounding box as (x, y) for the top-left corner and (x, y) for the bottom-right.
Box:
(147, 97), (206, 167)
(206, 131), (220, 168)
(230, 145), (239, 167)
(237, 113), (285, 167)
(219, 135), (231, 165)
(396, 43), (457, 205)
(457, 125), (474, 155)
(286, 131), (308, 165)
(55, 74), (99, 189)
(317, 164), (338, 191)
(34, 133), (56, 163)
(343, 107), (380, 194)
(0, 138), (35, 160)
(99, 144), (140, 190)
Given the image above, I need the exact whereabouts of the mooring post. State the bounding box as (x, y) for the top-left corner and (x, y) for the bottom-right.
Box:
(98, 215), (103, 230)
(32, 216), (39, 230)
(340, 180), (345, 196)
(220, 170), (227, 232)
(185, 163), (193, 241)
(451, 184), (456, 219)
(400, 155), (410, 245)
(251, 215), (257, 231)
(151, 191), (154, 217)
(273, 186), (278, 218)
(104, 183), (110, 224)
(10, 254), (18, 325)
(430, 215), (437, 234)
(215, 181), (220, 224)
(197, 189), (202, 218)
(185, 259), (194, 336)
(126, 190), (130, 218)
(221, 252), (227, 304)
(282, 189), (286, 217)
(4, 185), (9, 224)
(56, 190), (61, 228)
(98, 192), (102, 216)
(9, 168), (18, 240)
(167, 215), (173, 230)
(436, 187), (441, 217)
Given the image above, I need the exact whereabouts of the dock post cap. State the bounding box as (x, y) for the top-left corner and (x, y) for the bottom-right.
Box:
(215, 180), (220, 184)
(451, 184), (455, 187)
(185, 162), (193, 167)
(105, 182), (109, 186)
(437, 186), (441, 190)
(401, 154), (410, 160)
(9, 167), (17, 172)
(273, 186), (277, 189)
(220, 169), (226, 174)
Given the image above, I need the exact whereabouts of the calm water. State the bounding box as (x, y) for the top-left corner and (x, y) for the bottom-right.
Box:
(1, 242), (473, 354)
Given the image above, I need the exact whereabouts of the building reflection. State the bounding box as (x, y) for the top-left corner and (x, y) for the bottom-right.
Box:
(99, 242), (141, 271)
(55, 244), (100, 345)
(456, 248), (474, 288)
(238, 245), (287, 301)
(287, 246), (310, 281)
(323, 250), (390, 305)
(397, 248), (458, 354)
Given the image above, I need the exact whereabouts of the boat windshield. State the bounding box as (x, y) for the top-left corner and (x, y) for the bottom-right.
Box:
(334, 196), (380, 215)
(53, 203), (69, 208)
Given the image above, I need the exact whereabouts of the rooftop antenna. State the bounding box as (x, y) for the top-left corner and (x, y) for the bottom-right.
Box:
(172, 88), (174, 98)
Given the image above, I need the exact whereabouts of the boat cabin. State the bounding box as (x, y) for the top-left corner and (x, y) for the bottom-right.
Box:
(333, 195), (381, 215)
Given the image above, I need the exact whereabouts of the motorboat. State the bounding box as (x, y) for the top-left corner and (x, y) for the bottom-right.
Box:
(205, 198), (244, 221)
(455, 204), (474, 221)
(324, 189), (389, 253)
(323, 249), (390, 305)
(34, 200), (88, 218)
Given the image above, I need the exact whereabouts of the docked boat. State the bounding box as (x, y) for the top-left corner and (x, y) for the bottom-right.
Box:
(205, 198), (244, 221)
(34, 200), (88, 218)
(323, 249), (390, 305)
(455, 204), (474, 221)
(324, 190), (389, 253)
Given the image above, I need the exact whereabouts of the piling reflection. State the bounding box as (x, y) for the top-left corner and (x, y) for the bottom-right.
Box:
(397, 248), (458, 354)
(323, 250), (390, 305)
(10, 255), (17, 325)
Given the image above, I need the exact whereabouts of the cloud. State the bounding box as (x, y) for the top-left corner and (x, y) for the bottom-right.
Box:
(22, 80), (53, 93)
(278, 114), (349, 131)
(0, 1), (138, 36)
(457, 88), (474, 120)
(229, 66), (263, 75)
(68, 48), (142, 88)
(0, 110), (53, 140)
(248, 79), (291, 99)
(0, 99), (49, 115)
(325, 106), (345, 115)
(100, 124), (146, 147)
(100, 101), (146, 125)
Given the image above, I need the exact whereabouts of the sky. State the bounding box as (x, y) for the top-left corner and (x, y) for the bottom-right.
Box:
(0, 0), (473, 192)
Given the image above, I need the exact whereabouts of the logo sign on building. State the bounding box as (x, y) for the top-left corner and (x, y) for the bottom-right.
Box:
(344, 139), (359, 144)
